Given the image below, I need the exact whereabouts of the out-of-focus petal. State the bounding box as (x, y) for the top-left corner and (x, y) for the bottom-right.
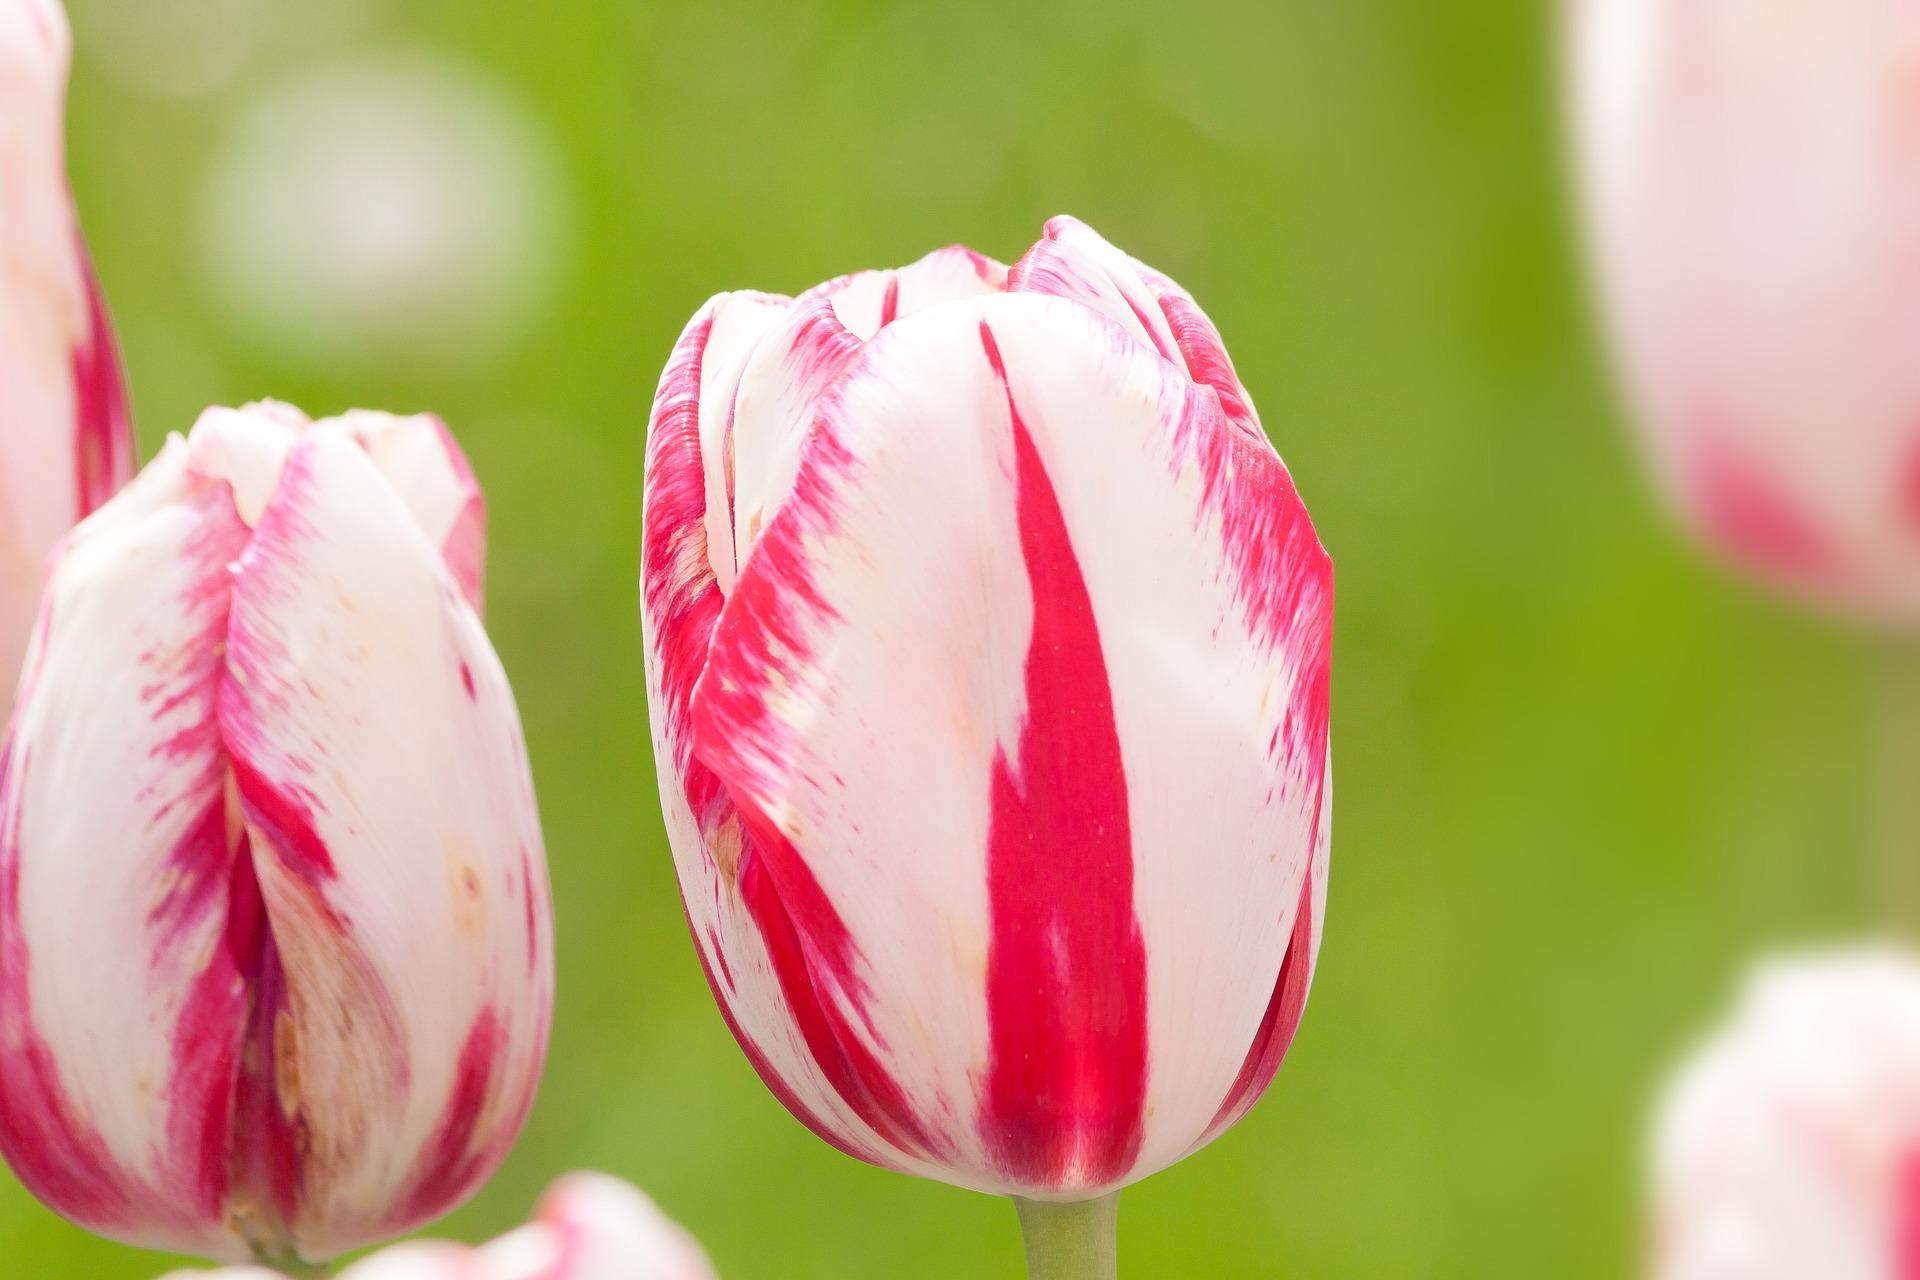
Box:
(686, 291), (1330, 1195)
(0, 0), (134, 708)
(0, 440), (253, 1258)
(474, 1173), (716, 1280)
(207, 429), (551, 1257)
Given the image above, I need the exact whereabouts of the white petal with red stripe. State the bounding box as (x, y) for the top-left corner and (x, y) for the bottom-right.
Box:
(0, 0), (134, 711)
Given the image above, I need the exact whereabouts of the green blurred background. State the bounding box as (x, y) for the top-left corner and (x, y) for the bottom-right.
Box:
(2, 0), (1887, 1275)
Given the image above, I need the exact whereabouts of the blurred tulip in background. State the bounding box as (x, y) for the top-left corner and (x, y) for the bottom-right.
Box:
(159, 1173), (715, 1280)
(0, 0), (134, 714)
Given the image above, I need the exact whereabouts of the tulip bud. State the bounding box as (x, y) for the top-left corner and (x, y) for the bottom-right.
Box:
(1569, 0), (1920, 618)
(1652, 946), (1920, 1279)
(159, 1172), (717, 1280)
(0, 402), (553, 1265)
(1, 0), (135, 707)
(640, 216), (1333, 1202)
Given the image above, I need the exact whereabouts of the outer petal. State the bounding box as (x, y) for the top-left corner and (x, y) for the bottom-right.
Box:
(1008, 215), (1260, 434)
(688, 292), (1330, 1196)
(0, 0), (134, 708)
(640, 294), (888, 1166)
(208, 428), (552, 1257)
(326, 411), (487, 612)
(0, 439), (252, 1258)
(727, 246), (1008, 574)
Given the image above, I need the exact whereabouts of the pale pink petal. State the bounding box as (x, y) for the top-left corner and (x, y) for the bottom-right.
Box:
(0, 0), (134, 711)
(473, 1173), (716, 1280)
(324, 411), (487, 612)
(687, 291), (1330, 1196)
(0, 440), (254, 1259)
(209, 428), (552, 1257)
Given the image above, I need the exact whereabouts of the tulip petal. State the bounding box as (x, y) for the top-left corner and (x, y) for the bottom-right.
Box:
(727, 245), (1009, 572)
(641, 296), (891, 1165)
(328, 411), (487, 612)
(0, 0), (134, 707)
(0, 441), (254, 1258)
(688, 291), (1331, 1194)
(1010, 215), (1261, 434)
(213, 430), (551, 1256)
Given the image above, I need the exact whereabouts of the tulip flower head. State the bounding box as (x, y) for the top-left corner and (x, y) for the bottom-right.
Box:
(1570, 0), (1920, 619)
(1, 0), (135, 706)
(1653, 947), (1920, 1280)
(0, 402), (551, 1265)
(640, 216), (1333, 1203)
(159, 1173), (717, 1280)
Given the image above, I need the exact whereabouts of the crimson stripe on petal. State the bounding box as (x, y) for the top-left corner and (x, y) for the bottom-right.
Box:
(977, 321), (1149, 1188)
(1200, 872), (1316, 1143)
(70, 241), (133, 520)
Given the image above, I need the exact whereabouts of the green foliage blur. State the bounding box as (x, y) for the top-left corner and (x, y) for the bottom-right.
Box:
(2, 1), (1887, 1275)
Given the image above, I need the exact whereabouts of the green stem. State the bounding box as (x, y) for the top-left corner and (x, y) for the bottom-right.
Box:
(1880, 641), (1920, 938)
(1013, 1193), (1119, 1280)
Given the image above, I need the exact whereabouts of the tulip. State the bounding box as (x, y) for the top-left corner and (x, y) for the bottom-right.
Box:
(1, 0), (135, 708)
(0, 401), (552, 1268)
(1568, 0), (1920, 619)
(1652, 946), (1920, 1280)
(639, 216), (1333, 1276)
(158, 1173), (716, 1280)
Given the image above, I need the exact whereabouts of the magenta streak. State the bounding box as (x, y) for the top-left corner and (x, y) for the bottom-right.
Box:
(224, 839), (305, 1234)
(156, 803), (253, 1221)
(1168, 390), (1332, 847)
(1896, 1147), (1920, 1280)
(228, 754), (336, 889)
(391, 1006), (504, 1225)
(735, 818), (942, 1162)
(977, 321), (1149, 1188)
(1148, 279), (1260, 436)
(1200, 873), (1316, 1142)
(1689, 429), (1838, 586)
(684, 905), (878, 1167)
(879, 277), (901, 329)
(69, 239), (133, 520)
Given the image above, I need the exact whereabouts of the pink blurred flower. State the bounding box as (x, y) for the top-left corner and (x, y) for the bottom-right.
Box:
(1570, 0), (1920, 618)
(0, 0), (135, 709)
(1653, 947), (1920, 1279)
(159, 1173), (715, 1280)
(639, 216), (1332, 1200)
(0, 402), (551, 1265)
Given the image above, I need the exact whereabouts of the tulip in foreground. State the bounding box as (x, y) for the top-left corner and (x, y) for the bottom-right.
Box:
(640, 216), (1333, 1276)
(1569, 0), (1920, 619)
(0, 402), (551, 1269)
(0, 0), (135, 707)
(160, 1173), (716, 1280)
(1653, 947), (1920, 1280)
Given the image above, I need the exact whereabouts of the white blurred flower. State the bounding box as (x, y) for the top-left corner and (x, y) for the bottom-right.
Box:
(199, 55), (570, 370)
(1653, 946), (1920, 1280)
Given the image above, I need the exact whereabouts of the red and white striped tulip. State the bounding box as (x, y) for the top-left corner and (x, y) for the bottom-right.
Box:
(1652, 947), (1920, 1280)
(640, 216), (1333, 1206)
(159, 1173), (716, 1280)
(1, 0), (134, 707)
(1569, 0), (1920, 619)
(0, 402), (551, 1266)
